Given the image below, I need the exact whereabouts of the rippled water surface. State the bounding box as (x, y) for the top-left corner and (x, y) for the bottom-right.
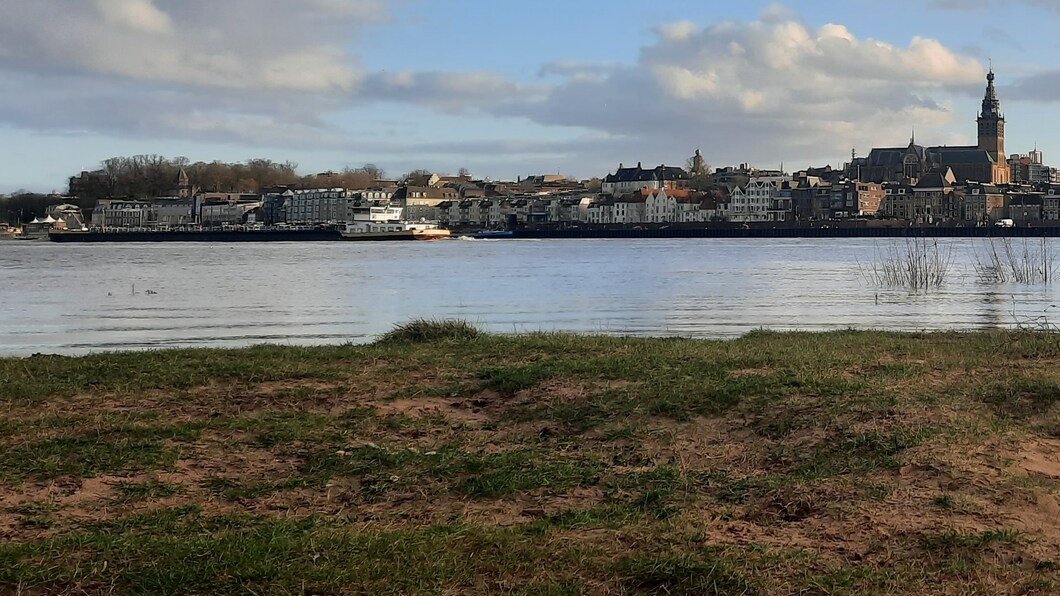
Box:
(2, 238), (1058, 355)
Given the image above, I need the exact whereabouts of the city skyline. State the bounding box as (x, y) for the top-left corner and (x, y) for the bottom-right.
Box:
(5, 1), (1060, 192)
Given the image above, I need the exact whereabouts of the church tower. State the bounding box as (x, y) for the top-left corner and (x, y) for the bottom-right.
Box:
(977, 68), (1005, 165)
(175, 167), (191, 199)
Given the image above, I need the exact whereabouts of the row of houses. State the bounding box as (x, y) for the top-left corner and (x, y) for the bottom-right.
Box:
(86, 177), (1060, 231)
(78, 151), (1060, 231)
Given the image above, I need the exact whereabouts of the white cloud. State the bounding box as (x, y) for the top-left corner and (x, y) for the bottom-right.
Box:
(96, 0), (173, 34)
(655, 20), (697, 42)
(497, 9), (986, 169)
(0, 0), (379, 92)
(360, 70), (547, 112)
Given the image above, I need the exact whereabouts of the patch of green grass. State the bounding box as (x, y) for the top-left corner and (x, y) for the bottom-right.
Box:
(537, 505), (639, 530)
(516, 580), (584, 595)
(452, 450), (604, 498)
(6, 502), (57, 530)
(202, 476), (314, 502)
(709, 473), (781, 505)
(933, 494), (955, 509)
(978, 376), (1060, 419)
(377, 318), (481, 344)
(300, 443), (428, 480)
(480, 362), (560, 394)
(614, 552), (754, 595)
(0, 423), (204, 482)
(0, 344), (355, 404)
(780, 424), (938, 480)
(1021, 578), (1060, 594)
(244, 411), (331, 448)
(0, 517), (599, 595)
(919, 529), (1021, 552)
(116, 479), (183, 501)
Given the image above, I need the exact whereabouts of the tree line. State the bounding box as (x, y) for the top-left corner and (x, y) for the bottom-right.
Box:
(65, 155), (390, 201)
(0, 156), (393, 223)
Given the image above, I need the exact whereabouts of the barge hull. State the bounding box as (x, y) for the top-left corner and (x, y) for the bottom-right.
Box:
(49, 230), (343, 242)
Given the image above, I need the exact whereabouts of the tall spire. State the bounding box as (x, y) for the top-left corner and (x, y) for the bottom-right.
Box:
(982, 66), (1000, 118)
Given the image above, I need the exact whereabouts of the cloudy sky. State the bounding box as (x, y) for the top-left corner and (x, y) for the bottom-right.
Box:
(3, 0), (1060, 192)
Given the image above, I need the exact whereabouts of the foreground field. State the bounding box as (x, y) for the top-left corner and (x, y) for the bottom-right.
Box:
(1, 325), (1059, 594)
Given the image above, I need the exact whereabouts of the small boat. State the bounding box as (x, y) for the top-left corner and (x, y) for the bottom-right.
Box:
(340, 203), (450, 241)
(471, 230), (514, 239)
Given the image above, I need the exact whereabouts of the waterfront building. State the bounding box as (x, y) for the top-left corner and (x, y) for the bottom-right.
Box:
(911, 171), (957, 224)
(847, 181), (886, 218)
(645, 189), (678, 223)
(286, 188), (352, 225)
(769, 183), (794, 222)
(469, 200), (490, 228)
(91, 199), (149, 228)
(262, 190), (293, 225)
(879, 181), (918, 220)
(395, 186), (459, 221)
(1042, 187), (1060, 221)
(1006, 192), (1044, 224)
(1008, 149), (1054, 184)
(728, 181), (776, 223)
(613, 191), (647, 224)
(200, 199), (263, 227)
(586, 197), (614, 224)
(45, 204), (87, 230)
(601, 162), (689, 197)
(963, 182), (1005, 223)
(676, 193), (703, 223)
(791, 177), (833, 221)
(89, 197), (197, 228)
(547, 198), (584, 224)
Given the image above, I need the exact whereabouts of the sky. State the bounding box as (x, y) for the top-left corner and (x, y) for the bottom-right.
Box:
(4, 0), (1060, 193)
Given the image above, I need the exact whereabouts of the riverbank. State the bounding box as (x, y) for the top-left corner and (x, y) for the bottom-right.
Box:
(2, 324), (1059, 594)
(45, 224), (1060, 242)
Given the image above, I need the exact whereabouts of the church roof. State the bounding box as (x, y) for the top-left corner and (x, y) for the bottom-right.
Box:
(865, 143), (929, 165)
(866, 145), (994, 167)
(928, 147), (994, 164)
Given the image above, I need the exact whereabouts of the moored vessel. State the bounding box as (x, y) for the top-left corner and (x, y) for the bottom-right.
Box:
(340, 203), (450, 241)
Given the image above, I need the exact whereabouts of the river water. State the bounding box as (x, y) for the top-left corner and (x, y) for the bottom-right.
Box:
(1, 238), (1058, 356)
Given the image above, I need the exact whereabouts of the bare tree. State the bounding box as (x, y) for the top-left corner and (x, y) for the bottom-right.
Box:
(358, 163), (385, 180)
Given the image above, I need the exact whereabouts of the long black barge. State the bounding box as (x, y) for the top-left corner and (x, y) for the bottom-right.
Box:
(501, 226), (1060, 239)
(49, 229), (343, 242)
(46, 226), (1060, 242)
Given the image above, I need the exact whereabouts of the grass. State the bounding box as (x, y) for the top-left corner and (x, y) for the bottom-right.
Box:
(860, 237), (954, 290)
(2, 326), (1060, 593)
(377, 318), (481, 344)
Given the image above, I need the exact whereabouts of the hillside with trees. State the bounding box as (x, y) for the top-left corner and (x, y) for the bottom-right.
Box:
(67, 156), (388, 201)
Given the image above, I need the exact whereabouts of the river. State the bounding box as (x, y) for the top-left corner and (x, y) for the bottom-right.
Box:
(1, 237), (1057, 356)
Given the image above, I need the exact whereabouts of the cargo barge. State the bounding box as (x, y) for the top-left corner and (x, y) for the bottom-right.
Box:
(49, 229), (343, 242)
(476, 226), (1060, 239)
(47, 225), (1060, 242)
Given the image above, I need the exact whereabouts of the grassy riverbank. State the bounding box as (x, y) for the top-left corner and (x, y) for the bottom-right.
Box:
(2, 323), (1059, 594)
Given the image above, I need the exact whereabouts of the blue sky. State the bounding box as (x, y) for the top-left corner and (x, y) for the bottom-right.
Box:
(3, 0), (1060, 193)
